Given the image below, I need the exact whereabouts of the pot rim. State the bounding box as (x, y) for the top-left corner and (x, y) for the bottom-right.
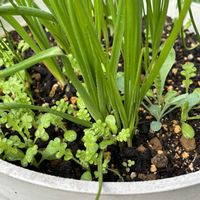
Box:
(0, 159), (200, 195)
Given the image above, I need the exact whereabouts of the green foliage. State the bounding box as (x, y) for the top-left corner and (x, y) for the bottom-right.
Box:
(76, 94), (91, 122)
(0, 0), (192, 146)
(34, 99), (69, 142)
(0, 0), (7, 5)
(64, 149), (73, 161)
(41, 137), (67, 160)
(155, 48), (176, 98)
(181, 89), (200, 121)
(0, 35), (29, 68)
(181, 62), (196, 93)
(116, 129), (130, 142)
(21, 145), (38, 167)
(105, 115), (118, 134)
(76, 115), (130, 171)
(144, 91), (188, 132)
(17, 40), (30, 54)
(179, 88), (200, 138)
(0, 75), (34, 140)
(64, 130), (77, 142)
(143, 48), (177, 132)
(0, 42), (14, 67)
(0, 136), (25, 162)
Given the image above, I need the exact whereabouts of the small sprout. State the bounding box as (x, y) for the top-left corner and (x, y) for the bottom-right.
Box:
(64, 130), (77, 142)
(122, 160), (135, 173)
(127, 159), (135, 167)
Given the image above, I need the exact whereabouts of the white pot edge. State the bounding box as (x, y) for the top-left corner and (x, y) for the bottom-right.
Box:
(0, 158), (200, 195)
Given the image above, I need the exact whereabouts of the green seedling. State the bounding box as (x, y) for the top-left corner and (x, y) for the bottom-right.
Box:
(181, 62), (196, 93)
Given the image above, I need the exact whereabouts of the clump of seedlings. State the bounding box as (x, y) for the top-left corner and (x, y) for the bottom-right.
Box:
(0, 0), (200, 199)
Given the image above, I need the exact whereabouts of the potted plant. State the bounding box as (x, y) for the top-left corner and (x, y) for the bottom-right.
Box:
(0, 0), (200, 200)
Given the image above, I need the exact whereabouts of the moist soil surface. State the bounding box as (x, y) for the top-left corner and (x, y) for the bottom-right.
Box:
(2, 18), (200, 182)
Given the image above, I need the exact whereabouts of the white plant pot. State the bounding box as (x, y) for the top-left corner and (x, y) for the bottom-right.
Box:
(1, 158), (200, 200)
(1, 1), (200, 200)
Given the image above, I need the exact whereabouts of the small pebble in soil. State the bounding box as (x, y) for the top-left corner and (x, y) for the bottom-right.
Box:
(146, 115), (153, 119)
(172, 68), (178, 75)
(32, 73), (41, 81)
(130, 172), (137, 180)
(173, 120), (178, 125)
(151, 154), (168, 168)
(150, 164), (157, 173)
(157, 150), (164, 155)
(149, 137), (163, 151)
(49, 83), (59, 97)
(180, 136), (196, 152)
(174, 125), (181, 134)
(187, 54), (194, 60)
(167, 79), (173, 84)
(167, 85), (173, 91)
(181, 151), (189, 159)
(189, 163), (194, 171)
(70, 96), (78, 104)
(34, 89), (39, 93)
(162, 124), (168, 131)
(137, 145), (146, 153)
(63, 95), (68, 101)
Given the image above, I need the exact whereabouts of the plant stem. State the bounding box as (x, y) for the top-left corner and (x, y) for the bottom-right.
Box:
(95, 150), (104, 200)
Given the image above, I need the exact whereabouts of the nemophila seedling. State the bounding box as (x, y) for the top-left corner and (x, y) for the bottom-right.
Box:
(180, 88), (200, 139)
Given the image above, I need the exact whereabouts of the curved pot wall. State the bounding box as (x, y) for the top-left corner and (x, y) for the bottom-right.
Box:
(0, 159), (200, 200)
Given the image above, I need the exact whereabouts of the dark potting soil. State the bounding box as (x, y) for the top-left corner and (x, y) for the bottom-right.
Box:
(1, 18), (200, 182)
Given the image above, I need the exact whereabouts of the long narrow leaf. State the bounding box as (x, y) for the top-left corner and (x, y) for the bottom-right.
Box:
(0, 47), (64, 78)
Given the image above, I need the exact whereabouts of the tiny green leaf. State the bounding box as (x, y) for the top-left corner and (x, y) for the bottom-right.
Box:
(99, 139), (115, 150)
(182, 122), (195, 139)
(64, 130), (77, 142)
(64, 149), (73, 161)
(150, 121), (162, 132)
(21, 145), (38, 167)
(105, 115), (117, 134)
(80, 171), (92, 181)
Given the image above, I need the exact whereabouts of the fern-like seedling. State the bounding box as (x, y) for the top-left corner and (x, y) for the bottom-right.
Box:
(181, 62), (196, 93)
